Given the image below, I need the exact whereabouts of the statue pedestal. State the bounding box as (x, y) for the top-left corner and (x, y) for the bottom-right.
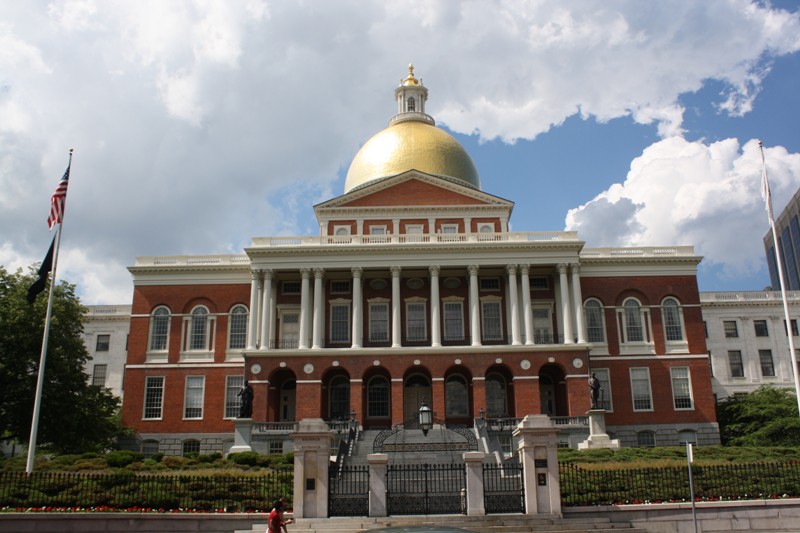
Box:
(228, 418), (253, 454)
(578, 410), (620, 450)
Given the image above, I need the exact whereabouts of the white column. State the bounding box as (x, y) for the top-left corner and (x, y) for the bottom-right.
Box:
(469, 265), (481, 346)
(392, 218), (400, 243)
(571, 264), (586, 344)
(268, 277), (277, 346)
(430, 265), (441, 347)
(391, 266), (402, 348)
(520, 264), (534, 345)
(247, 270), (261, 350)
(507, 264), (522, 346)
(299, 268), (311, 349)
(260, 269), (274, 349)
(558, 264), (574, 344)
(352, 267), (363, 348)
(312, 268), (325, 349)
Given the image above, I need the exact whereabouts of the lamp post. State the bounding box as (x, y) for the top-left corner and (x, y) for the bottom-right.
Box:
(418, 400), (433, 436)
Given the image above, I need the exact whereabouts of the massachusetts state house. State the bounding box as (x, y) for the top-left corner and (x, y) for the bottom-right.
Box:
(121, 66), (719, 456)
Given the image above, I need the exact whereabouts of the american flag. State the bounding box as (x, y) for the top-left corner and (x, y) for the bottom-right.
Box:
(47, 159), (71, 229)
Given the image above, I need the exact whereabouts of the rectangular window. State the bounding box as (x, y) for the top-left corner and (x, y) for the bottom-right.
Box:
(281, 281), (301, 294)
(143, 377), (165, 420)
(370, 225), (387, 235)
(330, 304), (350, 344)
(754, 320), (769, 337)
(530, 276), (549, 290)
(759, 349), (776, 377)
(443, 301), (464, 341)
(481, 301), (503, 341)
(92, 364), (108, 387)
(728, 350), (744, 378)
(369, 303), (389, 342)
(630, 368), (653, 411)
(269, 441), (284, 454)
(225, 375), (244, 418)
(184, 376), (205, 419)
(406, 302), (427, 341)
(593, 368), (612, 411)
(441, 224), (458, 233)
(723, 320), (738, 338)
(479, 277), (500, 291)
(670, 367), (693, 410)
(95, 334), (110, 352)
(784, 319), (799, 336)
(330, 280), (351, 294)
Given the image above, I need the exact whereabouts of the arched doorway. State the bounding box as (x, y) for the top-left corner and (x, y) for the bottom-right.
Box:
(444, 370), (471, 425)
(539, 364), (567, 416)
(324, 371), (351, 421)
(363, 370), (391, 430)
(269, 369), (297, 422)
(403, 373), (432, 427)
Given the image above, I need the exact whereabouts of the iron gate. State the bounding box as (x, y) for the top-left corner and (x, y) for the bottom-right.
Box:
(328, 464), (369, 517)
(483, 461), (525, 514)
(387, 463), (466, 515)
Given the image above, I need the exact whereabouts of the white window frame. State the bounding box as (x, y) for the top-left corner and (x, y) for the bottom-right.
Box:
(759, 349), (776, 378)
(278, 308), (300, 349)
(728, 350), (745, 378)
(532, 304), (554, 344)
(442, 297), (465, 341)
(91, 364), (108, 388)
(584, 298), (607, 346)
(405, 298), (427, 342)
(441, 223), (458, 233)
(147, 306), (171, 361)
(662, 297), (688, 353)
(329, 299), (351, 344)
(723, 320), (739, 338)
(480, 297), (503, 341)
(227, 304), (248, 352)
(592, 368), (613, 412)
(181, 305), (215, 359)
(333, 225), (351, 236)
(368, 299), (390, 343)
(95, 334), (110, 352)
(670, 367), (694, 410)
(143, 376), (165, 420)
(617, 298), (654, 354)
(183, 375), (205, 420)
(630, 367), (653, 412)
(225, 375), (245, 419)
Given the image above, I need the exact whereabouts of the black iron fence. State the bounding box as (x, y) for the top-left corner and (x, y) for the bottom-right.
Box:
(387, 463), (466, 515)
(0, 469), (293, 512)
(560, 461), (800, 506)
(483, 462), (525, 514)
(328, 464), (369, 517)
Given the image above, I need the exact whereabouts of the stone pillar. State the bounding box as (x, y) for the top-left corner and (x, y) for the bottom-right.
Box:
(352, 267), (363, 348)
(507, 264), (521, 345)
(430, 265), (441, 347)
(391, 266), (402, 348)
(312, 268), (325, 349)
(468, 265), (481, 346)
(299, 268), (311, 349)
(571, 264), (586, 344)
(520, 265), (534, 345)
(367, 453), (389, 517)
(228, 418), (253, 454)
(513, 415), (561, 516)
(291, 419), (333, 518)
(463, 451), (486, 515)
(557, 264), (574, 344)
(260, 269), (273, 349)
(247, 270), (261, 350)
(578, 410), (620, 450)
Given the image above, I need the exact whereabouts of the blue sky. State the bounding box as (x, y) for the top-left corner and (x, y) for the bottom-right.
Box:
(1, 1), (800, 304)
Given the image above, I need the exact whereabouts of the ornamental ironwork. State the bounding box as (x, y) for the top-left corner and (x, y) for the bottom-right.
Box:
(386, 463), (466, 515)
(328, 464), (369, 517)
(483, 461), (525, 514)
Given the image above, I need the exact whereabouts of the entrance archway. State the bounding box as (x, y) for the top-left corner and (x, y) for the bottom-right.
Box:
(403, 373), (432, 427)
(539, 364), (567, 416)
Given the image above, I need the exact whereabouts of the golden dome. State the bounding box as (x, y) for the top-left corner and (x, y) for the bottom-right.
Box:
(344, 120), (482, 193)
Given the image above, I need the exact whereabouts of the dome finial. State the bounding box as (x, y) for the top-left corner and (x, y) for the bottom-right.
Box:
(403, 63), (419, 86)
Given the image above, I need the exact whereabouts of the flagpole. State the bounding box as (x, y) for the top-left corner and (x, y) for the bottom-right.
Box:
(760, 141), (800, 418)
(25, 149), (72, 474)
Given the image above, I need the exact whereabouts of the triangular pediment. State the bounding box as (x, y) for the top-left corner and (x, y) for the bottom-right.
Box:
(316, 170), (513, 211)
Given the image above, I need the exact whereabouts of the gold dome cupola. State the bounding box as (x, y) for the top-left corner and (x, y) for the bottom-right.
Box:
(344, 65), (481, 193)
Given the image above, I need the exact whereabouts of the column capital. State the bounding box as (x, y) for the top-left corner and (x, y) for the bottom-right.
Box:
(570, 263), (581, 275)
(300, 267), (311, 279)
(506, 264), (518, 275)
(557, 263), (568, 275)
(313, 267), (325, 279)
(519, 264), (530, 275)
(251, 269), (262, 281)
(351, 266), (363, 278)
(390, 266), (402, 277)
(468, 264), (479, 276)
(262, 268), (274, 280)
(429, 265), (441, 276)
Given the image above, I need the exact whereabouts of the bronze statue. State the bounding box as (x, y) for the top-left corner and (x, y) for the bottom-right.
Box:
(237, 380), (254, 418)
(588, 372), (601, 409)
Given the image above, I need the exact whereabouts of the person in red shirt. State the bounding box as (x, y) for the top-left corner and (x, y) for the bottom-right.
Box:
(268, 499), (292, 533)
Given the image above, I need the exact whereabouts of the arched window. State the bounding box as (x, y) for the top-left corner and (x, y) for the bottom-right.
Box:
(367, 376), (390, 418)
(485, 372), (507, 417)
(637, 431), (656, 447)
(584, 299), (605, 343)
(228, 305), (248, 350)
(407, 96), (416, 111)
(189, 306), (209, 350)
(445, 375), (469, 417)
(148, 306), (170, 352)
(662, 297), (685, 342)
(182, 439), (200, 456)
(329, 375), (350, 420)
(622, 298), (644, 342)
(141, 439), (160, 458)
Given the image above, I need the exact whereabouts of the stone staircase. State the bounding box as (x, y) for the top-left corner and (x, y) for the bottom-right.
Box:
(236, 514), (646, 533)
(348, 426), (483, 465)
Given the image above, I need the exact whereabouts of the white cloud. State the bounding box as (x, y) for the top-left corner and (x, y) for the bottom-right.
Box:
(566, 138), (800, 279)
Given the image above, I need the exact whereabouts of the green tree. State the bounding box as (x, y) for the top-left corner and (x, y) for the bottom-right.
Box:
(717, 385), (800, 446)
(0, 266), (125, 454)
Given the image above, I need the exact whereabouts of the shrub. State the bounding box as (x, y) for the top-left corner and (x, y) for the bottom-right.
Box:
(105, 450), (143, 468)
(228, 451), (261, 467)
